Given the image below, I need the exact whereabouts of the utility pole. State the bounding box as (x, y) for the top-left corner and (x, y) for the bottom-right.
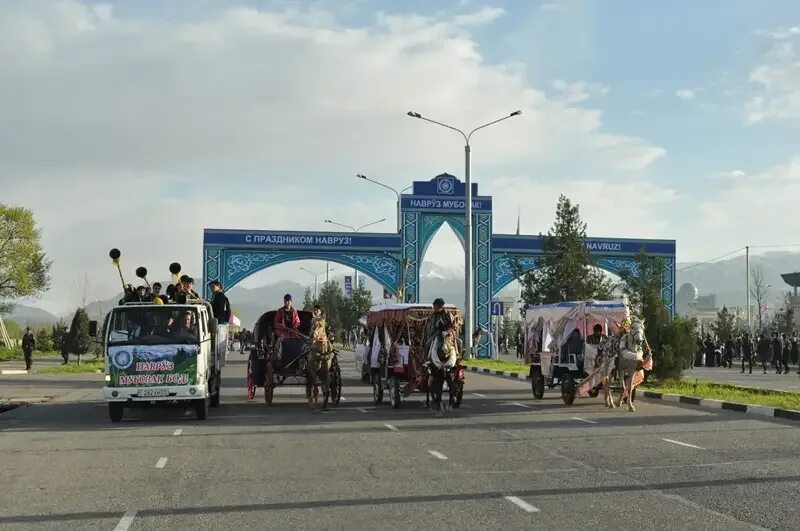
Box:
(746, 245), (751, 334)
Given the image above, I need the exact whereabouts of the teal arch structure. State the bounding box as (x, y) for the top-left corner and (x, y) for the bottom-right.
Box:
(203, 174), (676, 359)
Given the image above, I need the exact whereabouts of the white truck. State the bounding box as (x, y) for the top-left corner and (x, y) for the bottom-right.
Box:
(92, 300), (226, 422)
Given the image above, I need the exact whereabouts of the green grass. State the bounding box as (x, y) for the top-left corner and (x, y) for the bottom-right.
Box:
(38, 359), (104, 374)
(463, 358), (529, 374)
(642, 379), (800, 411)
(0, 348), (61, 361)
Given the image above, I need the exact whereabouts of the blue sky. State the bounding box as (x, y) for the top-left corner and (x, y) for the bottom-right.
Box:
(2, 0), (800, 310)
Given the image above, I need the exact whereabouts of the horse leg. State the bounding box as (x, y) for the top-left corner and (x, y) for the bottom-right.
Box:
(321, 365), (330, 411)
(627, 372), (636, 412)
(616, 368), (627, 408)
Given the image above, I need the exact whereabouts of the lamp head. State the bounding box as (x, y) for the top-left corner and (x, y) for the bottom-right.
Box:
(356, 174), (366, 179)
(510, 110), (522, 117)
(407, 111), (422, 118)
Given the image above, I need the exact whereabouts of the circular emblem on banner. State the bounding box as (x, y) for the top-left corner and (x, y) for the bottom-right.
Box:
(437, 176), (454, 195)
(111, 350), (133, 370)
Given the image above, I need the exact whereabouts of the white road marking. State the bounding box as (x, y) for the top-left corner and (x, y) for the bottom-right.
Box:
(358, 408), (368, 413)
(427, 450), (448, 460)
(340, 396), (347, 401)
(472, 393), (486, 397)
(460, 404), (474, 409)
(114, 510), (137, 531)
(504, 496), (540, 513)
(572, 417), (597, 424)
(172, 429), (182, 436)
(1, 369), (28, 375)
(384, 423), (399, 432)
(662, 438), (705, 450)
(154, 457), (168, 469)
(509, 402), (531, 408)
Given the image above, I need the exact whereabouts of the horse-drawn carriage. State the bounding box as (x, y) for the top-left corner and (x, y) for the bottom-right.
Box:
(526, 300), (651, 409)
(246, 309), (342, 407)
(361, 303), (465, 410)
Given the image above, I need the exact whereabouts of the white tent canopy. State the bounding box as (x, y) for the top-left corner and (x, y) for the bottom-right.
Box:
(525, 300), (629, 354)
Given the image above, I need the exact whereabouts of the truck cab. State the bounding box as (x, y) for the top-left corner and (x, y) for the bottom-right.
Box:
(97, 300), (226, 422)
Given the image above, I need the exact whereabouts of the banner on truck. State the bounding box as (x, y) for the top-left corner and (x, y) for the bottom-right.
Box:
(108, 344), (199, 386)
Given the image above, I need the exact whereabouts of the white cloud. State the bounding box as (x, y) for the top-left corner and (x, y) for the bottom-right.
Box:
(746, 35), (800, 122)
(552, 79), (609, 104)
(453, 7), (505, 26)
(0, 1), (665, 311)
(675, 89), (696, 100)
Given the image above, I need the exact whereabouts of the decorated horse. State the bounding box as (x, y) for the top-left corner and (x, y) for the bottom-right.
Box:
(426, 329), (461, 415)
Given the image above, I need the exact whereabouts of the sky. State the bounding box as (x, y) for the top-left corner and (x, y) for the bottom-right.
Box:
(3, 0), (800, 313)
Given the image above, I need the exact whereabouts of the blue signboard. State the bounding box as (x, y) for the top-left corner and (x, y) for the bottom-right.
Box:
(344, 276), (352, 299)
(204, 229), (401, 250)
(411, 173), (478, 197)
(490, 301), (504, 316)
(491, 234), (676, 256)
(400, 196), (492, 213)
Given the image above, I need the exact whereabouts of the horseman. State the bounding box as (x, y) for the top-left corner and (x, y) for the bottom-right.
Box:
(423, 298), (454, 361)
(274, 293), (303, 339)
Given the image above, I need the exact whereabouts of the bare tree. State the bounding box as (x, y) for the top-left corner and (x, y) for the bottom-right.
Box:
(750, 263), (770, 332)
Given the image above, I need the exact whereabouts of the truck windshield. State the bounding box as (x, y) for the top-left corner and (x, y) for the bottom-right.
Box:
(108, 307), (200, 346)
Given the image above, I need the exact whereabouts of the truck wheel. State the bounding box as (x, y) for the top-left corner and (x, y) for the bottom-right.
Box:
(109, 403), (123, 423)
(531, 367), (545, 400)
(210, 374), (221, 408)
(196, 396), (209, 420)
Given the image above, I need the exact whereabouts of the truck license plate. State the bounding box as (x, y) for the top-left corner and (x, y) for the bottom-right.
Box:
(138, 388), (168, 397)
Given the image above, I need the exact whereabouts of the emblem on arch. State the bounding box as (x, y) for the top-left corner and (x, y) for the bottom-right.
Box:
(436, 174), (455, 195)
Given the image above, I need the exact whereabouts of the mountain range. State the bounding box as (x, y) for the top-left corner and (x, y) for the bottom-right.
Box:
(6, 252), (799, 328)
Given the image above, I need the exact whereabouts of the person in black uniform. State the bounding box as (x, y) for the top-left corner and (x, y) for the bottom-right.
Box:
(780, 333), (791, 374)
(21, 327), (35, 371)
(771, 332), (783, 375)
(740, 332), (753, 374)
(757, 334), (771, 374)
(208, 280), (231, 324)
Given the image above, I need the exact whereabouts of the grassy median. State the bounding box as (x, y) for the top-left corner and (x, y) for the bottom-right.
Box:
(0, 347), (61, 361)
(38, 359), (104, 374)
(462, 358), (529, 374)
(642, 379), (800, 411)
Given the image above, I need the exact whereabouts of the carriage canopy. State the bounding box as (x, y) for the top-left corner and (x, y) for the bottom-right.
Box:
(253, 309), (314, 344)
(525, 300), (629, 356)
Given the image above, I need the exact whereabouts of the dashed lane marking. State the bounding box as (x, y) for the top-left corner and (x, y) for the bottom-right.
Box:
(572, 417), (597, 424)
(460, 404), (474, 409)
(384, 423), (399, 432)
(172, 429), (182, 436)
(472, 393), (486, 397)
(114, 510), (137, 531)
(358, 408), (368, 413)
(1, 370), (28, 375)
(427, 450), (448, 460)
(154, 457), (168, 469)
(504, 496), (540, 513)
(662, 438), (704, 450)
(508, 402), (531, 408)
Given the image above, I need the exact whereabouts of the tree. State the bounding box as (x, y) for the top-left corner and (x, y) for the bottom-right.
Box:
(51, 321), (67, 352)
(302, 287), (317, 311)
(341, 284), (373, 332)
(35, 328), (53, 352)
(749, 263), (769, 333)
(517, 195), (614, 307)
(67, 308), (92, 361)
(711, 306), (737, 342)
(317, 281), (344, 333)
(0, 205), (52, 304)
(618, 251), (696, 381)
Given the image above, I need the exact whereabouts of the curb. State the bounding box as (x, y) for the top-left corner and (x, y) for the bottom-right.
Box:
(464, 365), (531, 382)
(640, 391), (800, 422)
(463, 364), (800, 423)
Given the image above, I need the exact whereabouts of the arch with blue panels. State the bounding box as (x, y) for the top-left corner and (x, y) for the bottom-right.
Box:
(203, 175), (676, 359)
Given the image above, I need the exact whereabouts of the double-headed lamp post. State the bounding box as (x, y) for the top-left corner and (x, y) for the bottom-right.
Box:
(299, 267), (336, 300)
(406, 109), (522, 358)
(356, 174), (412, 233)
(324, 218), (386, 290)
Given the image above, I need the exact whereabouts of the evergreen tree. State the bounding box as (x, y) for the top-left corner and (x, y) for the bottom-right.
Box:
(317, 280), (344, 333)
(302, 287), (317, 311)
(342, 284), (373, 332)
(67, 308), (92, 357)
(518, 195), (614, 307)
(35, 328), (53, 352)
(711, 306), (738, 342)
(51, 321), (67, 352)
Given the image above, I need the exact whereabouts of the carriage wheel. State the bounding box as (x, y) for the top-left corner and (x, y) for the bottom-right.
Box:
(389, 375), (401, 409)
(264, 362), (274, 406)
(373, 372), (384, 405)
(561, 373), (576, 406)
(588, 387), (600, 398)
(330, 365), (342, 406)
(531, 368), (545, 400)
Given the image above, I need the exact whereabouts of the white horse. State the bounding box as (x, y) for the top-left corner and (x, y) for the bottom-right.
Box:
(427, 332), (459, 414)
(616, 318), (647, 412)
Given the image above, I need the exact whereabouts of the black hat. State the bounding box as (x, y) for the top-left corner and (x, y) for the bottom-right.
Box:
(284, 293), (292, 301)
(433, 298), (445, 307)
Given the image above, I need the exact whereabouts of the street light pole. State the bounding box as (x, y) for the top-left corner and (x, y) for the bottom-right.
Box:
(300, 267), (336, 300)
(406, 110), (522, 359)
(356, 174), (413, 234)
(324, 218), (386, 291)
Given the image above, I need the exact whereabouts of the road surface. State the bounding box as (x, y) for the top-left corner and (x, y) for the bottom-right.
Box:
(0, 352), (798, 530)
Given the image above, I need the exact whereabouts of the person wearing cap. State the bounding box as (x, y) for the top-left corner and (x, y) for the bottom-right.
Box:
(22, 326), (36, 371)
(422, 298), (454, 360)
(274, 293), (301, 338)
(208, 280), (231, 324)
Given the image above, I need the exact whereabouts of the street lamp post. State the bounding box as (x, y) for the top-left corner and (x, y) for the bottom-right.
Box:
(300, 267), (336, 300)
(324, 218), (386, 290)
(407, 109), (522, 359)
(356, 174), (412, 233)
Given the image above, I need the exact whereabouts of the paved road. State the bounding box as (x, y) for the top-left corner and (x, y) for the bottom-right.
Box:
(685, 366), (800, 393)
(0, 351), (798, 530)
